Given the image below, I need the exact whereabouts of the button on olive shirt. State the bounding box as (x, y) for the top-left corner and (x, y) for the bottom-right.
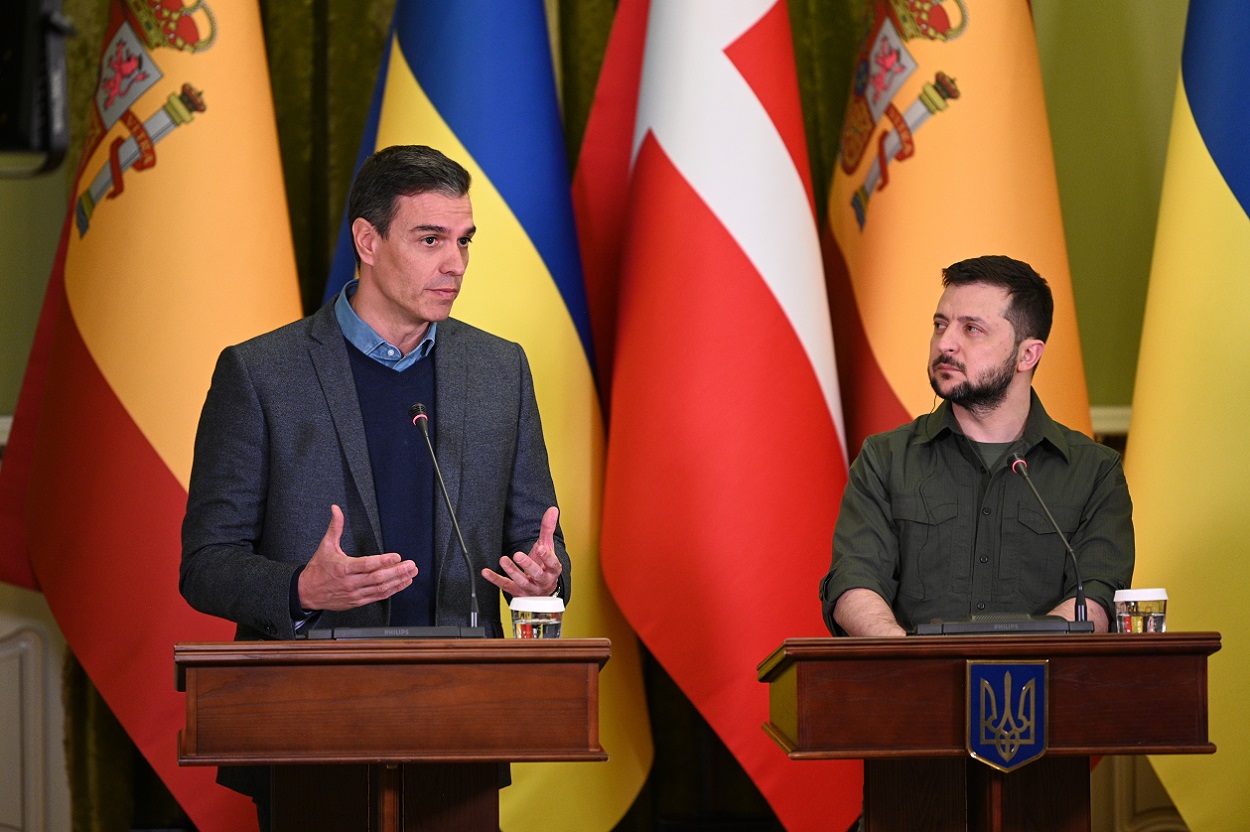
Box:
(820, 391), (1134, 634)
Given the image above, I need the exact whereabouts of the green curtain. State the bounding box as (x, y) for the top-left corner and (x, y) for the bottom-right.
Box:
(63, 655), (132, 832)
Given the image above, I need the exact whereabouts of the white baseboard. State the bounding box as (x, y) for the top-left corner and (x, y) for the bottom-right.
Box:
(1090, 406), (1132, 436)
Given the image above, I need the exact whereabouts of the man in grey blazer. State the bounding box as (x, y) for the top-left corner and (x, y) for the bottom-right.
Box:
(180, 146), (569, 812)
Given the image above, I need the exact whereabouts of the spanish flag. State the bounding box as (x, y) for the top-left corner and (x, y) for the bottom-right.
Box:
(322, 2), (652, 829)
(0, 1), (301, 829)
(1124, 1), (1250, 827)
(575, 1), (857, 828)
(825, 0), (1090, 452)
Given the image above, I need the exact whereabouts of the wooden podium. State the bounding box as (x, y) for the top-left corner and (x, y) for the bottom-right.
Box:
(758, 633), (1219, 832)
(176, 638), (609, 832)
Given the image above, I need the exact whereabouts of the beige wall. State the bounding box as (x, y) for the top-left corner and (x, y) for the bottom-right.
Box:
(0, 170), (66, 418)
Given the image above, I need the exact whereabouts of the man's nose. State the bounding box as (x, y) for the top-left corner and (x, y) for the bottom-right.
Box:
(441, 249), (467, 275)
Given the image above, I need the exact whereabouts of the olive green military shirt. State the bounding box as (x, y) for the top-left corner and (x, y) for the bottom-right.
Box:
(820, 391), (1134, 634)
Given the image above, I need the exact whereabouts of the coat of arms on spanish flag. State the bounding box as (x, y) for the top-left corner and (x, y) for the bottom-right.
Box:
(0, 2), (301, 829)
(824, 0), (1091, 452)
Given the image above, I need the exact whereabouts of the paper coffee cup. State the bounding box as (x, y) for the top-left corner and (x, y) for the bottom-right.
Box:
(510, 596), (564, 639)
(1113, 588), (1167, 633)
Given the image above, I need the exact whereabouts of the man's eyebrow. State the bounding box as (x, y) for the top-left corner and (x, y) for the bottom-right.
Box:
(410, 223), (476, 236)
(956, 313), (991, 326)
(933, 312), (992, 326)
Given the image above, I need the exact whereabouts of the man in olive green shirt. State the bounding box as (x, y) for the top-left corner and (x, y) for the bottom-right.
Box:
(820, 256), (1134, 636)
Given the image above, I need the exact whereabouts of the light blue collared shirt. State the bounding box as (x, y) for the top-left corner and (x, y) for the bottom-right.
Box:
(334, 279), (437, 370)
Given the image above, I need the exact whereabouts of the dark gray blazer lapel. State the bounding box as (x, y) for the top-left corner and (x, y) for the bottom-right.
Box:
(307, 304), (383, 548)
(433, 319), (469, 571)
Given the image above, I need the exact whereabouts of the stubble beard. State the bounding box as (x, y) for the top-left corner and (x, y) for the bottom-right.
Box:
(928, 351), (1017, 416)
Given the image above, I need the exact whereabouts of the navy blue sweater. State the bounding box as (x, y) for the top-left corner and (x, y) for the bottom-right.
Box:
(346, 342), (437, 625)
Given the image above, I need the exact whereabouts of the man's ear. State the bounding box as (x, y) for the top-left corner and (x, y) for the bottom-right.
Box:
(1018, 338), (1045, 373)
(351, 217), (378, 266)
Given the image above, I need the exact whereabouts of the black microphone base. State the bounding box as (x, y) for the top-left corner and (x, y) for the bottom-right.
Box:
(303, 625), (488, 640)
(914, 614), (1096, 635)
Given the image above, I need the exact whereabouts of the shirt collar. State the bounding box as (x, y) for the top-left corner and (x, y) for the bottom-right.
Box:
(917, 389), (1072, 463)
(334, 278), (437, 371)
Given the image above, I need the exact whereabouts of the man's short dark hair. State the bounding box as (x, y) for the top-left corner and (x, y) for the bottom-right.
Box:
(941, 255), (1054, 343)
(346, 145), (472, 263)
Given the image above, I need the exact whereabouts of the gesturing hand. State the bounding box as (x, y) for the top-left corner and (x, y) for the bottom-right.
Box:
(482, 506), (562, 597)
(297, 505), (417, 611)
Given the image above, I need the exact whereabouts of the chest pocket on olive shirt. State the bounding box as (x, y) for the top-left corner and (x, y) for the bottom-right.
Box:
(891, 494), (959, 600)
(1003, 503), (1079, 610)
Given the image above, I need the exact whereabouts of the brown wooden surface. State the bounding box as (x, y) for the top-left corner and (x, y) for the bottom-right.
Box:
(269, 765), (370, 830)
(758, 633), (1219, 832)
(176, 638), (609, 832)
(176, 638), (609, 765)
(401, 763), (498, 832)
(970, 757), (1090, 832)
(860, 757), (1095, 832)
(268, 762), (499, 832)
(758, 633), (1219, 759)
(864, 757), (966, 831)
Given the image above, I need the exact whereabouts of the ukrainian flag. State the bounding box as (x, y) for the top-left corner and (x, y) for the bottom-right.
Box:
(325, 3), (652, 829)
(1125, 1), (1250, 828)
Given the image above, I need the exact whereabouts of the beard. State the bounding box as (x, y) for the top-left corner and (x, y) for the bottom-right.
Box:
(928, 350), (1016, 414)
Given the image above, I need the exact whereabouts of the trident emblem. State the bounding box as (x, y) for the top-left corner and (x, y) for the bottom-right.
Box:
(967, 661), (1049, 772)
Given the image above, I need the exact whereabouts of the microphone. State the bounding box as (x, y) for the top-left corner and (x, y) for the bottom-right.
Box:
(1009, 453), (1090, 626)
(408, 402), (484, 637)
(298, 405), (486, 640)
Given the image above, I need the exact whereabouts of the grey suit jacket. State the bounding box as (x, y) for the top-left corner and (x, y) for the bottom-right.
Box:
(180, 302), (569, 641)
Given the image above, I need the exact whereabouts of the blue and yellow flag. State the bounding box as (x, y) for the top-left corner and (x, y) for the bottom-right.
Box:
(325, 2), (652, 829)
(1124, 1), (1250, 828)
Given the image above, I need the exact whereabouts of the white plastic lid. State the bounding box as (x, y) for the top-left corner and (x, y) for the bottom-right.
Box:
(509, 596), (565, 613)
(1113, 588), (1167, 601)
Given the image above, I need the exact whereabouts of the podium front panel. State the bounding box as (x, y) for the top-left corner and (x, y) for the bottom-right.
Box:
(758, 633), (1219, 759)
(176, 638), (609, 766)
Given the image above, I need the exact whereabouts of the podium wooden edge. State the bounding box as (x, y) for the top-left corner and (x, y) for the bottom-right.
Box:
(176, 637), (611, 767)
(175, 740), (609, 766)
(175, 636), (612, 689)
(757, 632), (1223, 681)
(757, 632), (1221, 760)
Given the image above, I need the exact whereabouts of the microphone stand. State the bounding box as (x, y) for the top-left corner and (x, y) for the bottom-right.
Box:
(411, 403), (483, 634)
(1010, 454), (1089, 624)
(300, 404), (487, 639)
